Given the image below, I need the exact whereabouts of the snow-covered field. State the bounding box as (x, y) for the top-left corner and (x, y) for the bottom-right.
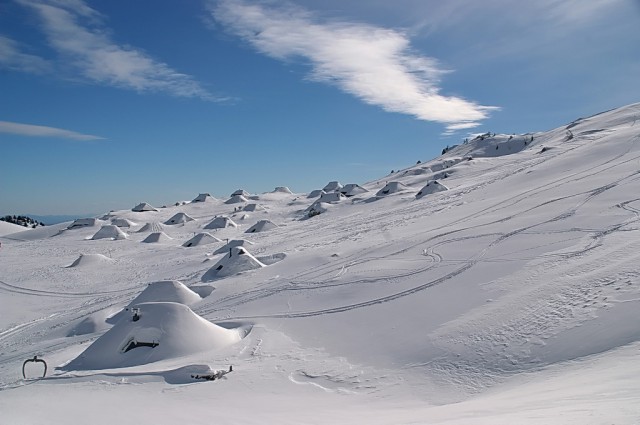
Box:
(1, 104), (640, 424)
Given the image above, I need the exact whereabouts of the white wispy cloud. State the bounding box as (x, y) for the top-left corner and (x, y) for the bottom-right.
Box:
(210, 0), (496, 129)
(0, 35), (51, 73)
(17, 0), (215, 100)
(0, 120), (105, 141)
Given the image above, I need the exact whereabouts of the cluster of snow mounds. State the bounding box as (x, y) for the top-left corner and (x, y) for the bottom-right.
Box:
(165, 213), (195, 225)
(202, 246), (265, 281)
(137, 221), (165, 233)
(183, 232), (221, 247)
(415, 181), (449, 199)
(132, 202), (157, 212)
(66, 253), (114, 268)
(192, 193), (216, 203)
(127, 280), (202, 306)
(91, 225), (128, 240)
(62, 302), (241, 370)
(142, 232), (173, 243)
(246, 219), (278, 233)
(204, 216), (237, 229)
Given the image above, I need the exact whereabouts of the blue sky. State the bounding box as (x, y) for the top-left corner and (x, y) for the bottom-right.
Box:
(1, 0), (638, 215)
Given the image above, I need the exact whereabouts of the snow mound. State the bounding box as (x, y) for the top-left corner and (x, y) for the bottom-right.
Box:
(307, 189), (325, 198)
(67, 218), (98, 229)
(225, 194), (248, 204)
(231, 189), (250, 197)
(183, 232), (221, 247)
(322, 181), (343, 192)
(142, 232), (173, 243)
(415, 180), (449, 199)
(132, 202), (157, 212)
(202, 247), (265, 281)
(340, 183), (368, 197)
(318, 192), (345, 203)
(136, 221), (166, 233)
(307, 202), (331, 218)
(245, 219), (278, 233)
(111, 218), (137, 228)
(204, 216), (237, 229)
(192, 193), (216, 203)
(212, 239), (254, 255)
(66, 253), (114, 268)
(165, 213), (195, 225)
(66, 307), (120, 337)
(62, 302), (241, 370)
(243, 203), (265, 212)
(128, 280), (202, 306)
(376, 181), (411, 196)
(272, 186), (293, 194)
(91, 225), (128, 240)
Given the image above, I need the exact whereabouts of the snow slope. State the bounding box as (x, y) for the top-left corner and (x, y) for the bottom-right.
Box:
(1, 103), (640, 424)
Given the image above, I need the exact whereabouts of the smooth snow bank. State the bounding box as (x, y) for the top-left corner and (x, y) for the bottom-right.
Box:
(127, 280), (202, 306)
(416, 181), (449, 198)
(137, 221), (166, 233)
(142, 232), (172, 243)
(246, 219), (278, 233)
(182, 232), (221, 247)
(0, 220), (27, 236)
(62, 302), (241, 369)
(164, 212), (195, 225)
(204, 216), (237, 229)
(66, 253), (113, 268)
(202, 246), (265, 281)
(91, 225), (128, 240)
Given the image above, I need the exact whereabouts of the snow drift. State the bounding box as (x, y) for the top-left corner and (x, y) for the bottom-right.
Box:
(62, 302), (242, 369)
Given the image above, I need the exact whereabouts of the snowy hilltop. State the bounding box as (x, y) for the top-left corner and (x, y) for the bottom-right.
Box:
(1, 103), (640, 424)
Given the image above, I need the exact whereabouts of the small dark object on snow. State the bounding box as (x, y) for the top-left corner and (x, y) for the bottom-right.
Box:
(22, 355), (47, 379)
(191, 365), (233, 381)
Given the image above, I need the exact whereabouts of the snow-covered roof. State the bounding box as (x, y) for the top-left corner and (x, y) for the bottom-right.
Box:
(202, 246), (265, 281)
(164, 212), (195, 225)
(91, 225), (128, 240)
(132, 202), (157, 212)
(204, 216), (237, 229)
(245, 219), (278, 233)
(183, 232), (221, 247)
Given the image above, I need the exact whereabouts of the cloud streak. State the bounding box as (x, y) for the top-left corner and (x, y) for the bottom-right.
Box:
(0, 35), (51, 74)
(210, 0), (496, 130)
(17, 0), (215, 100)
(0, 120), (105, 141)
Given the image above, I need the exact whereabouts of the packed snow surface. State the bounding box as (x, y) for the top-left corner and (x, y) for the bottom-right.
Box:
(2, 103), (640, 424)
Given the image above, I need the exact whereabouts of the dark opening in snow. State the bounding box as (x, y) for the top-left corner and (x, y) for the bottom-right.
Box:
(122, 340), (159, 353)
